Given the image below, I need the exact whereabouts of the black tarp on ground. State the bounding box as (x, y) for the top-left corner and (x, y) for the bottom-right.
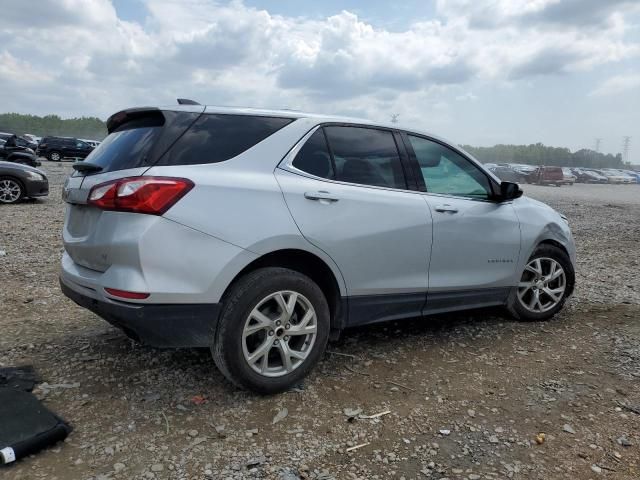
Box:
(0, 366), (41, 392)
(0, 367), (71, 465)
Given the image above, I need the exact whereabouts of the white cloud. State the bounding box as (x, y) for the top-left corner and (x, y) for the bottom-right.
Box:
(590, 73), (640, 96)
(0, 0), (638, 130)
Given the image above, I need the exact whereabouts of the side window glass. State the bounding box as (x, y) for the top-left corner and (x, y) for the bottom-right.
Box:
(291, 129), (334, 179)
(324, 126), (406, 189)
(408, 135), (491, 199)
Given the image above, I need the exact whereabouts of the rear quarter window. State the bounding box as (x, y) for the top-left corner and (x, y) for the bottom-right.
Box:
(157, 114), (293, 166)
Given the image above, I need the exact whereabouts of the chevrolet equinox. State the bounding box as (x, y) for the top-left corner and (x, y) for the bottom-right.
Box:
(60, 102), (576, 393)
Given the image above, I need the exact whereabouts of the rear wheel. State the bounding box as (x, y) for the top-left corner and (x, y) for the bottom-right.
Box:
(212, 267), (330, 394)
(507, 244), (574, 321)
(48, 151), (61, 162)
(0, 177), (24, 204)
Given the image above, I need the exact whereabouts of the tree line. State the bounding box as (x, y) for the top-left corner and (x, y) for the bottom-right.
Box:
(0, 113), (626, 168)
(0, 113), (107, 141)
(462, 142), (624, 169)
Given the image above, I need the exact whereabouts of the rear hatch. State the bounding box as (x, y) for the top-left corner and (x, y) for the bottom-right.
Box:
(63, 107), (204, 271)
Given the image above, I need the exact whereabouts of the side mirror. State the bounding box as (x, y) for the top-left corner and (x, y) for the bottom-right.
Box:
(500, 181), (523, 201)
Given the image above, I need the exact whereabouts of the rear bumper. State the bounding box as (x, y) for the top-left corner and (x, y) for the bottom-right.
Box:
(60, 277), (221, 348)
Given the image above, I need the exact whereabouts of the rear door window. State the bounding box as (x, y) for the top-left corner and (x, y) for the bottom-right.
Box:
(158, 114), (293, 166)
(291, 129), (334, 179)
(323, 126), (406, 189)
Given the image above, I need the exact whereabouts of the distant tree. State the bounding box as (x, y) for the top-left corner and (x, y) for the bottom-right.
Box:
(462, 143), (624, 169)
(0, 113), (107, 140)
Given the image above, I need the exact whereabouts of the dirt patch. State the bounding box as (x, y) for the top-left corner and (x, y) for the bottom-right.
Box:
(1, 163), (639, 479)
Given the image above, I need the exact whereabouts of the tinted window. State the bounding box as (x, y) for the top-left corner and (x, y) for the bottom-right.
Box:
(408, 135), (491, 199)
(324, 126), (406, 189)
(82, 126), (163, 173)
(291, 129), (334, 179)
(160, 114), (293, 166)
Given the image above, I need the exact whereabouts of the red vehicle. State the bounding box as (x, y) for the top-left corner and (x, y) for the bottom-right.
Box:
(527, 166), (564, 186)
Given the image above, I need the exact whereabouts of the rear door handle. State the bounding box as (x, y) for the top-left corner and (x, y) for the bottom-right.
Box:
(434, 204), (458, 213)
(304, 191), (339, 202)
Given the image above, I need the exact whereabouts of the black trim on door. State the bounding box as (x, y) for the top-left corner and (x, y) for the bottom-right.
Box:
(393, 131), (418, 191)
(341, 287), (511, 328)
(423, 288), (510, 315)
(344, 292), (426, 327)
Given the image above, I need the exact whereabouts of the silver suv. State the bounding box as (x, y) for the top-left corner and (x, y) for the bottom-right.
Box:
(60, 103), (576, 393)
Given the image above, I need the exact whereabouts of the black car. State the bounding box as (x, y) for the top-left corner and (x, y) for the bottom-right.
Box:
(0, 161), (49, 203)
(488, 166), (528, 183)
(37, 136), (94, 161)
(0, 135), (40, 167)
(0, 132), (38, 150)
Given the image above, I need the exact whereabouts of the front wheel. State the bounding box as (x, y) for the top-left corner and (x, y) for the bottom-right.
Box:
(48, 151), (61, 162)
(212, 267), (330, 394)
(507, 244), (574, 321)
(0, 177), (24, 204)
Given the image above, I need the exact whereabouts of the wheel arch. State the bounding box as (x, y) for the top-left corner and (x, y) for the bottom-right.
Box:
(222, 248), (346, 335)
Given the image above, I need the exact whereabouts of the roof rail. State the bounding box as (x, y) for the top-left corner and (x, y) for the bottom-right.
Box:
(177, 98), (200, 105)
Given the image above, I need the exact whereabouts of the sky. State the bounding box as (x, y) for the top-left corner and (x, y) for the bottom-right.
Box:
(0, 0), (639, 156)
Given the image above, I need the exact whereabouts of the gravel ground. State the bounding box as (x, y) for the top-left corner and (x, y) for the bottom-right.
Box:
(1, 162), (639, 480)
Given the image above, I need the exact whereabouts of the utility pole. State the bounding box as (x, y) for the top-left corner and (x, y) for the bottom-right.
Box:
(622, 136), (631, 164)
(390, 114), (399, 124)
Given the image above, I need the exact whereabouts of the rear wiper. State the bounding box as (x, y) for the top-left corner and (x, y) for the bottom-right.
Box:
(72, 162), (103, 174)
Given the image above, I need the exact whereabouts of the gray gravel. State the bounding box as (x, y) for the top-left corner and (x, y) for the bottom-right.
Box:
(1, 162), (639, 479)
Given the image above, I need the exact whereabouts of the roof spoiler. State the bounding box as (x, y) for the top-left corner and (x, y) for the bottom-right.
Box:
(106, 107), (162, 133)
(177, 98), (200, 105)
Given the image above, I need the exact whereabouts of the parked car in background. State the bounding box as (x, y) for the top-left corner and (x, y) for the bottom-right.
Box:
(527, 166), (564, 186)
(621, 170), (640, 183)
(0, 135), (40, 167)
(0, 132), (38, 150)
(22, 134), (42, 145)
(488, 165), (528, 183)
(37, 136), (94, 161)
(570, 168), (608, 184)
(561, 168), (576, 185)
(600, 169), (634, 184)
(60, 103), (576, 393)
(510, 163), (537, 175)
(0, 161), (49, 203)
(80, 139), (101, 148)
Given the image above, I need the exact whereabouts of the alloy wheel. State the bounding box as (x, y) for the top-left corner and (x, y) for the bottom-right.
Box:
(517, 257), (566, 313)
(50, 152), (60, 161)
(0, 179), (22, 203)
(242, 290), (317, 377)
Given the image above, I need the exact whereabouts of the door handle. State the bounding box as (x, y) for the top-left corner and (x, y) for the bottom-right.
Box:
(304, 191), (339, 202)
(434, 204), (458, 213)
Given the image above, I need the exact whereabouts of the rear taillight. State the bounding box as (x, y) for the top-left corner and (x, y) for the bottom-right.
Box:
(88, 177), (194, 215)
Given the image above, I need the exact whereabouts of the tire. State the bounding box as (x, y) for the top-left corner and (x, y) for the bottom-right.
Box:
(212, 267), (330, 394)
(506, 244), (574, 322)
(0, 176), (24, 204)
(48, 151), (62, 162)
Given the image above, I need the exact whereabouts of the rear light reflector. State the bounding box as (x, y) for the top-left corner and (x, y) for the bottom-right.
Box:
(88, 176), (194, 215)
(104, 288), (150, 300)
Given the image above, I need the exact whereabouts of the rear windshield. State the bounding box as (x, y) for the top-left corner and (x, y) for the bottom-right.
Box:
(81, 111), (293, 174)
(156, 114), (293, 166)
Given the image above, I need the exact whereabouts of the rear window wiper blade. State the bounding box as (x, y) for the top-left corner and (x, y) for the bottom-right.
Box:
(72, 162), (103, 173)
